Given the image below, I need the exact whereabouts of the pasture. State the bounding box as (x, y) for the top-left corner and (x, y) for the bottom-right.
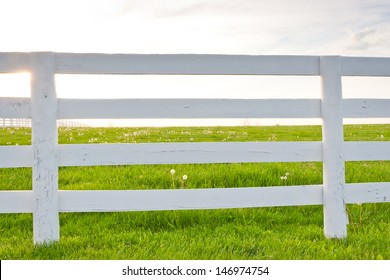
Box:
(0, 124), (389, 259)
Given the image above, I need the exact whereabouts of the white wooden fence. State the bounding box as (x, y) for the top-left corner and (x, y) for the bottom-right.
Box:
(0, 118), (86, 127)
(0, 52), (389, 245)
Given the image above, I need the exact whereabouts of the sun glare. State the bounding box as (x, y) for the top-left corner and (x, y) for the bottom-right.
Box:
(0, 73), (31, 97)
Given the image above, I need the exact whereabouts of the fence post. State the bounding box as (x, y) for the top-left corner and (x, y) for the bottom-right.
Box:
(320, 56), (348, 238)
(30, 52), (59, 244)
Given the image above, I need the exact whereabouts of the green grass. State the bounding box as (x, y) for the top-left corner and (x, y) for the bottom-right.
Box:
(0, 125), (389, 259)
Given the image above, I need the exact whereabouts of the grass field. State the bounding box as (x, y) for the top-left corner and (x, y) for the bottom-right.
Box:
(0, 124), (389, 260)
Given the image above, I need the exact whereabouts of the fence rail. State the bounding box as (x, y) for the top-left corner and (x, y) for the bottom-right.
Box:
(0, 118), (86, 127)
(0, 52), (389, 244)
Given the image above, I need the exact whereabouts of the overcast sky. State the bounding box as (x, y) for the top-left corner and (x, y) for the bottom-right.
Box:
(0, 0), (389, 125)
(1, 0), (389, 55)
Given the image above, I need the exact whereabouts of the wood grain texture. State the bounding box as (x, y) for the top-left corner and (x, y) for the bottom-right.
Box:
(2, 141), (389, 169)
(320, 56), (348, 238)
(30, 52), (60, 244)
(1, 183), (389, 213)
(2, 97), (390, 120)
(58, 186), (323, 212)
(0, 98), (31, 118)
(0, 191), (33, 213)
(343, 99), (390, 118)
(341, 57), (390, 77)
(57, 98), (321, 119)
(344, 142), (390, 161)
(0, 145), (32, 168)
(58, 142), (322, 166)
(0, 52), (30, 73)
(1, 52), (390, 243)
(344, 183), (390, 204)
(55, 53), (320, 75)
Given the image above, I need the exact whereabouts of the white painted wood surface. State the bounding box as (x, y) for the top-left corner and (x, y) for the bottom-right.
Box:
(0, 98), (31, 118)
(57, 183), (388, 212)
(1, 52), (390, 243)
(344, 183), (390, 204)
(0, 191), (33, 213)
(55, 54), (320, 75)
(320, 56), (348, 238)
(30, 53), (59, 244)
(343, 99), (390, 118)
(0, 53), (389, 77)
(344, 142), (390, 161)
(0, 52), (30, 73)
(1, 182), (389, 213)
(58, 186), (324, 212)
(341, 57), (390, 76)
(2, 141), (389, 168)
(0, 145), (32, 168)
(58, 142), (322, 166)
(3, 98), (390, 119)
(58, 99), (321, 119)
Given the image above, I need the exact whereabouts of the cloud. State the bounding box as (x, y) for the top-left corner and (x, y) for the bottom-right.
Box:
(344, 27), (390, 55)
(0, 0), (389, 56)
(347, 28), (378, 50)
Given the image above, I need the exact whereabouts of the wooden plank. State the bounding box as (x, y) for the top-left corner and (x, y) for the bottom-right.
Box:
(344, 183), (390, 204)
(320, 56), (348, 238)
(0, 52), (30, 73)
(2, 184), (387, 214)
(7, 97), (390, 120)
(343, 99), (390, 118)
(57, 98), (321, 119)
(30, 52), (60, 244)
(344, 142), (390, 161)
(0, 191), (33, 213)
(341, 57), (390, 77)
(347, 99), (390, 118)
(58, 142), (322, 166)
(0, 146), (32, 168)
(0, 98), (31, 118)
(2, 141), (388, 168)
(55, 53), (320, 75)
(58, 185), (323, 212)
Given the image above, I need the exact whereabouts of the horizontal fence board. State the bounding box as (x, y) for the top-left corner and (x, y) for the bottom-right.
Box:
(0, 98), (31, 118)
(0, 52), (30, 73)
(58, 142), (322, 166)
(341, 57), (390, 76)
(1, 183), (388, 213)
(3, 141), (389, 168)
(0, 191), (32, 213)
(55, 53), (320, 75)
(2, 53), (390, 78)
(344, 183), (390, 204)
(0, 146), (32, 168)
(58, 185), (323, 212)
(344, 142), (390, 161)
(58, 98), (321, 119)
(3, 98), (390, 120)
(343, 99), (390, 118)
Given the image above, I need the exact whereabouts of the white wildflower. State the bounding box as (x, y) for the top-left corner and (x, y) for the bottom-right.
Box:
(182, 175), (188, 180)
(170, 169), (176, 175)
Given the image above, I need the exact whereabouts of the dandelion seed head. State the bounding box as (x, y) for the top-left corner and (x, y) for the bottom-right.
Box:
(170, 169), (176, 175)
(182, 175), (188, 180)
